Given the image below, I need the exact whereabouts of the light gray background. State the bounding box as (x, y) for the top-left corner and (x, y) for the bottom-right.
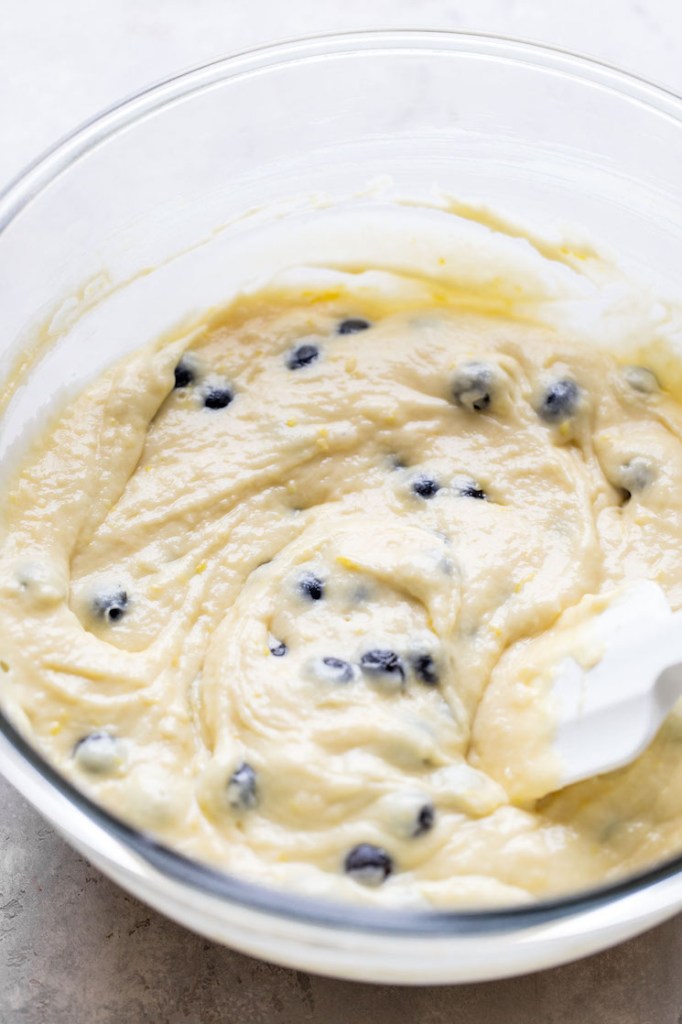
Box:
(2, 1), (682, 1021)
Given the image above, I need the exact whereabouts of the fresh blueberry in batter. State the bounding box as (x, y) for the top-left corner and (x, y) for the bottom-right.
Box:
(454, 478), (487, 500)
(411, 653), (439, 686)
(624, 366), (659, 394)
(344, 843), (393, 885)
(412, 475), (440, 499)
(227, 762), (258, 810)
(173, 360), (194, 388)
(360, 649), (405, 684)
(269, 639), (287, 657)
(337, 318), (371, 335)
(452, 361), (495, 412)
(73, 731), (121, 774)
(287, 344), (319, 370)
(413, 802), (435, 837)
(92, 588), (128, 624)
(537, 379), (580, 423)
(315, 657), (355, 684)
(299, 572), (325, 601)
(614, 456), (654, 504)
(203, 387), (233, 410)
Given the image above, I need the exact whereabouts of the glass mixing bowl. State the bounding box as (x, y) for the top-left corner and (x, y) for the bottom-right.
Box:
(2, 31), (682, 984)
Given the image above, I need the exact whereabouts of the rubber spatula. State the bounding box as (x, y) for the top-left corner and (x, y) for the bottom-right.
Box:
(547, 580), (682, 794)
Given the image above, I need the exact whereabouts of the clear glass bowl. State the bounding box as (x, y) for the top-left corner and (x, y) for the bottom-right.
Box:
(2, 31), (682, 984)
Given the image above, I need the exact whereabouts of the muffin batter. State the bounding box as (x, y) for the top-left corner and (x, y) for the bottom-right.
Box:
(3, 273), (682, 908)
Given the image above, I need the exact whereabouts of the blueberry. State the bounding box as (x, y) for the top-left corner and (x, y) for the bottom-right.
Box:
(623, 366), (659, 394)
(173, 359), (195, 388)
(537, 379), (580, 423)
(615, 456), (654, 500)
(337, 318), (371, 335)
(452, 362), (495, 412)
(227, 763), (258, 810)
(204, 387), (233, 410)
(411, 653), (439, 686)
(73, 731), (121, 774)
(299, 572), (325, 601)
(92, 588), (128, 624)
(344, 843), (393, 886)
(313, 656), (355, 684)
(269, 639), (287, 657)
(287, 343), (319, 370)
(454, 478), (487, 500)
(360, 649), (405, 686)
(412, 475), (440, 499)
(413, 802), (435, 837)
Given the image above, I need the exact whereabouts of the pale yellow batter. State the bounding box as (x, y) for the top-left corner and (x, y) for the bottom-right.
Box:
(3, 275), (682, 908)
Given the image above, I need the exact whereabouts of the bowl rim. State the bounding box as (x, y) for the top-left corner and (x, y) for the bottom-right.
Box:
(3, 29), (682, 936)
(2, 28), (682, 228)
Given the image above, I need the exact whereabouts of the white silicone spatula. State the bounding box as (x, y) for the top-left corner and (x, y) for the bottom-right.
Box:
(549, 580), (682, 793)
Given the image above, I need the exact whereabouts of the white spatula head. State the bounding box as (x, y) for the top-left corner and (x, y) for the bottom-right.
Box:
(471, 581), (682, 802)
(552, 580), (682, 790)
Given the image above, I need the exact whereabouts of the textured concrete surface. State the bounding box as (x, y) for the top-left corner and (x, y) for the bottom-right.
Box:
(3, 1), (682, 1021)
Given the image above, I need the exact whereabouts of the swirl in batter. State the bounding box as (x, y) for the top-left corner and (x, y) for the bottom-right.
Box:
(3, 271), (682, 908)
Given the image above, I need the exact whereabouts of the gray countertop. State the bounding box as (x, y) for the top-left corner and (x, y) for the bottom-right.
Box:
(2, 1), (682, 1020)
